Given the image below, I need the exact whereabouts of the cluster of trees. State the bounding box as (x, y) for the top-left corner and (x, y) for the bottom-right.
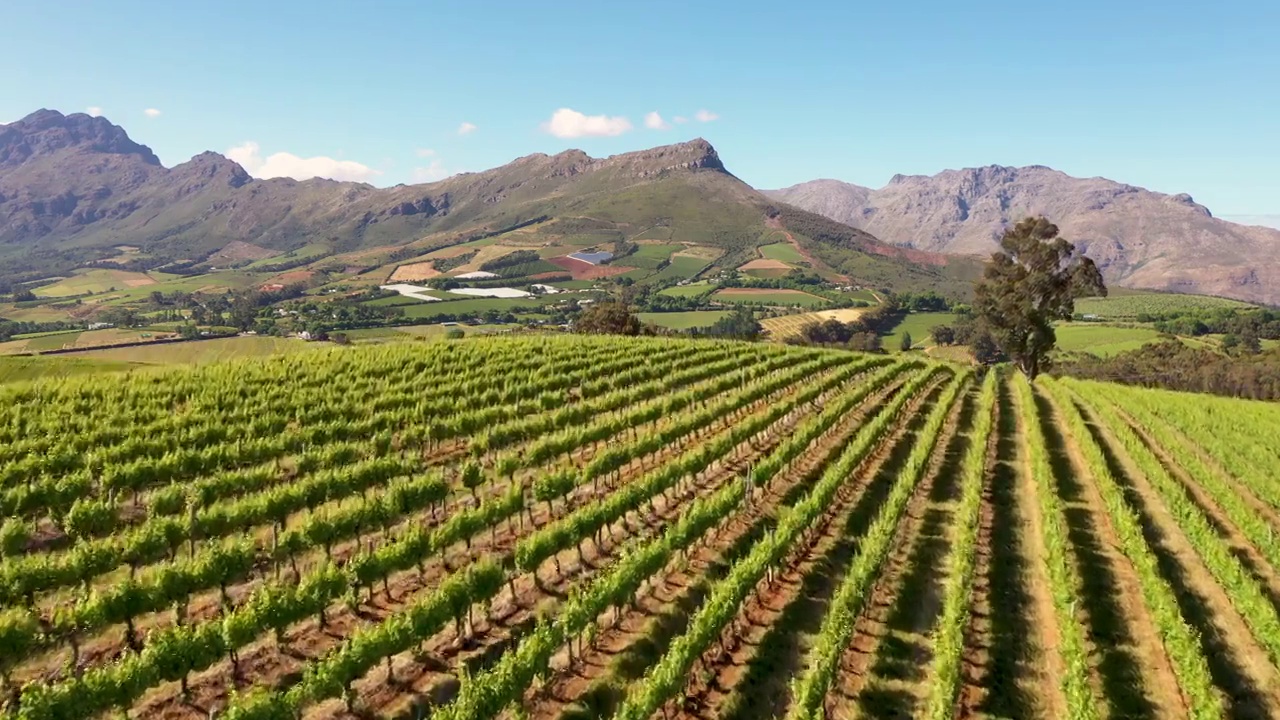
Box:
(1152, 308), (1280, 348)
(725, 269), (826, 289)
(479, 250), (541, 273)
(785, 301), (906, 352)
(786, 319), (883, 352)
(1054, 341), (1280, 400)
(0, 319), (80, 344)
(928, 317), (1005, 364)
(895, 290), (952, 312)
(971, 217), (1105, 379)
(433, 250), (479, 274)
(573, 302), (644, 336)
(690, 307), (763, 340)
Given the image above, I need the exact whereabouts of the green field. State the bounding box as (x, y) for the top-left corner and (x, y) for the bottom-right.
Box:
(72, 336), (322, 365)
(365, 294), (436, 307)
(711, 288), (829, 308)
(3, 336), (1278, 719)
(244, 243), (331, 269)
(31, 269), (158, 298)
(397, 295), (567, 320)
(635, 311), (732, 329)
(884, 312), (959, 349)
(758, 242), (808, 265)
(658, 282), (715, 298)
(1075, 292), (1256, 319)
(624, 244), (682, 270)
(341, 324), (514, 341)
(21, 331), (84, 351)
(11, 328), (81, 340)
(1053, 323), (1165, 356)
(840, 289), (880, 303)
(548, 279), (596, 290)
(0, 355), (143, 383)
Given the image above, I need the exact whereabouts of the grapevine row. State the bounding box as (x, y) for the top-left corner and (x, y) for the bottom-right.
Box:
(613, 367), (953, 720)
(1073, 384), (1280, 670)
(1039, 378), (1222, 719)
(431, 361), (922, 720)
(923, 370), (997, 720)
(1011, 373), (1097, 719)
(1077, 380), (1280, 598)
(786, 372), (969, 719)
(0, 352), (860, 715)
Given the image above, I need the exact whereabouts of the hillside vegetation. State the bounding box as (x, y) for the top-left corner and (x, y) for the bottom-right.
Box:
(0, 335), (1278, 720)
(0, 110), (975, 306)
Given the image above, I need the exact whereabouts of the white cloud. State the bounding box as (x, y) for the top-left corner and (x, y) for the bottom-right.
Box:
(226, 141), (382, 183)
(644, 111), (672, 130)
(415, 148), (436, 158)
(694, 109), (719, 123)
(673, 115), (689, 124)
(540, 108), (633, 138)
(86, 106), (103, 117)
(411, 160), (450, 183)
(143, 108), (161, 118)
(457, 122), (477, 136)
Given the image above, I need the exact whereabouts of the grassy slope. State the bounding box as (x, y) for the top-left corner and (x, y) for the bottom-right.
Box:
(0, 355), (143, 383)
(1053, 323), (1164, 356)
(884, 312), (959, 348)
(711, 289), (829, 307)
(1075, 292), (1257, 318)
(71, 336), (321, 364)
(635, 310), (732, 329)
(759, 242), (807, 264)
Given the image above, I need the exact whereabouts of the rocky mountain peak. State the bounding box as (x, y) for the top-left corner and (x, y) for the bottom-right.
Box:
(169, 152), (252, 189)
(0, 109), (161, 168)
(769, 163), (1280, 304)
(599, 138), (726, 177)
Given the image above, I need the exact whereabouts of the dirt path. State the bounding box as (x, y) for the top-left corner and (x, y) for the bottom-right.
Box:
(958, 378), (1065, 719)
(1033, 390), (1187, 720)
(821, 387), (967, 719)
(1075, 399), (1280, 719)
(520, 376), (921, 720)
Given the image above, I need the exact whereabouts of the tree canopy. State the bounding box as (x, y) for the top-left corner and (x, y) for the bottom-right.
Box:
(573, 302), (641, 336)
(974, 217), (1105, 379)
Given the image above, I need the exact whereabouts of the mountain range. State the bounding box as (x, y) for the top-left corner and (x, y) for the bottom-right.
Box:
(1, 108), (1276, 304)
(767, 167), (1280, 304)
(0, 109), (972, 297)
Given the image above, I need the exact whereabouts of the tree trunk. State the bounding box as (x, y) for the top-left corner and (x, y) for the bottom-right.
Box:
(125, 616), (139, 651)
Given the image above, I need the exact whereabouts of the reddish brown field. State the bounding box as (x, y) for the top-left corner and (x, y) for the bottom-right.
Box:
(547, 255), (633, 279)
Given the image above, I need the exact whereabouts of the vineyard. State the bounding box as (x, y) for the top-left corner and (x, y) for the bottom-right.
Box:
(1, 335), (1279, 720)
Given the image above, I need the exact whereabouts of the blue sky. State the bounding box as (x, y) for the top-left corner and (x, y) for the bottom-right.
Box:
(2, 0), (1277, 219)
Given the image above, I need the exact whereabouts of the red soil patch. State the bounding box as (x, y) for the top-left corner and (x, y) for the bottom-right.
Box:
(715, 287), (820, 299)
(547, 256), (633, 280)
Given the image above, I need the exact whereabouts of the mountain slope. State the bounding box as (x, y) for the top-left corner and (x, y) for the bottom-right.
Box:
(0, 109), (973, 297)
(767, 166), (1280, 304)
